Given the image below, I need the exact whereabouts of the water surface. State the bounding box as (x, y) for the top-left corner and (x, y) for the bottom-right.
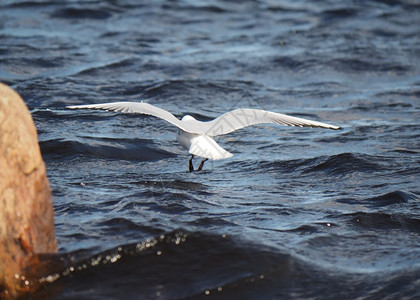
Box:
(1, 0), (419, 298)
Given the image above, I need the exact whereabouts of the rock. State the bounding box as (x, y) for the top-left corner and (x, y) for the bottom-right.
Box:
(0, 83), (57, 298)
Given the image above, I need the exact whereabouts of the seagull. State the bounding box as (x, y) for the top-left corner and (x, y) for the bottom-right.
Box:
(67, 102), (340, 172)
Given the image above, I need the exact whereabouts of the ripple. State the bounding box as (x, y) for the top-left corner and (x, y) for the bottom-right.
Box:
(50, 7), (113, 19)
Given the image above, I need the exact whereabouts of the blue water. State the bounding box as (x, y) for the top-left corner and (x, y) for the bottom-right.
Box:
(1, 0), (420, 299)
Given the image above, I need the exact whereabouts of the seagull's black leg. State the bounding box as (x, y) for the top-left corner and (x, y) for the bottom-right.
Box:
(189, 154), (194, 172)
(197, 158), (208, 171)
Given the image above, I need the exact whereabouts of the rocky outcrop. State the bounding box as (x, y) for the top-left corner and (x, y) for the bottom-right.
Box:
(0, 83), (57, 298)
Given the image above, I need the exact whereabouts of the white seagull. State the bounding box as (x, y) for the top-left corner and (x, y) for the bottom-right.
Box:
(67, 102), (340, 172)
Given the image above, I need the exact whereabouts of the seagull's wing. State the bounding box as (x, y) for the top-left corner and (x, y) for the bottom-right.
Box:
(196, 108), (341, 136)
(67, 102), (198, 133)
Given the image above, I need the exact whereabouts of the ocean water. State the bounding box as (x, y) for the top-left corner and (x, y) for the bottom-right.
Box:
(1, 0), (419, 299)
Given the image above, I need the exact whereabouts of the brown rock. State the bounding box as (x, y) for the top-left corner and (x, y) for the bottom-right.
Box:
(0, 83), (57, 298)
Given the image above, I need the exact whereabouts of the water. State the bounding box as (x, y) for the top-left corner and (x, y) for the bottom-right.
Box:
(1, 0), (419, 299)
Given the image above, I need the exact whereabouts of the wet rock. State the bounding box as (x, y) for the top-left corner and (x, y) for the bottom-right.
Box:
(0, 83), (57, 298)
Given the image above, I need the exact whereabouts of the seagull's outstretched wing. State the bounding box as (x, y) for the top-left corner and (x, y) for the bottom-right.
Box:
(67, 102), (199, 133)
(196, 108), (341, 136)
(67, 102), (341, 136)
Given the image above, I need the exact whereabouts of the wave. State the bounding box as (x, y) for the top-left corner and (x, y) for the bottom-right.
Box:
(328, 57), (411, 74)
(50, 7), (113, 19)
(74, 58), (142, 77)
(98, 217), (164, 238)
(161, 2), (227, 14)
(337, 190), (419, 207)
(253, 153), (384, 177)
(339, 211), (420, 233)
(28, 229), (420, 299)
(39, 137), (174, 161)
(303, 153), (384, 175)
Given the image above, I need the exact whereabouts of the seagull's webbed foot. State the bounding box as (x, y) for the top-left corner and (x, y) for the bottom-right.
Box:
(197, 158), (208, 171)
(189, 154), (194, 172)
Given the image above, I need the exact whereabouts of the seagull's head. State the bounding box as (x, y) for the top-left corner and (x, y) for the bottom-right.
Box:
(181, 115), (196, 122)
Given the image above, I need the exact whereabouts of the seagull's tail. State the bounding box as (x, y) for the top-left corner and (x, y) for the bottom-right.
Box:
(189, 135), (233, 160)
